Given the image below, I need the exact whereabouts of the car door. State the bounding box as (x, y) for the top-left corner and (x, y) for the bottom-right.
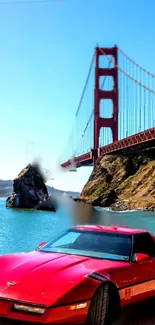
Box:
(129, 232), (155, 302)
(115, 232), (155, 306)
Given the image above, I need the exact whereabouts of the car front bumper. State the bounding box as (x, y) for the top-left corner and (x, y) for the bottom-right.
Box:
(0, 299), (91, 324)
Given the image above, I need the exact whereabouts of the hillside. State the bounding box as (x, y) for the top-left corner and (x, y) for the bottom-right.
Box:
(76, 154), (155, 211)
(47, 186), (80, 198)
(0, 180), (79, 199)
(0, 180), (13, 197)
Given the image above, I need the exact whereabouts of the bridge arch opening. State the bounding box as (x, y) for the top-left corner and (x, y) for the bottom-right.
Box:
(100, 99), (113, 119)
(99, 76), (113, 91)
(99, 127), (113, 147)
(99, 55), (114, 69)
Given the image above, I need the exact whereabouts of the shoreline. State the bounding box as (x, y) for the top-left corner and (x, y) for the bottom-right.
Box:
(74, 196), (155, 212)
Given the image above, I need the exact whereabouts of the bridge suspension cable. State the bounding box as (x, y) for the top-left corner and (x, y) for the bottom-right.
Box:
(99, 47), (155, 94)
(80, 60), (112, 145)
(0, 0), (60, 4)
(59, 51), (95, 163)
(75, 52), (95, 117)
(118, 47), (155, 78)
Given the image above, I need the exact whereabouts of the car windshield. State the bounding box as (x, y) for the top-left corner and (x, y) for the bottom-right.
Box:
(39, 229), (132, 262)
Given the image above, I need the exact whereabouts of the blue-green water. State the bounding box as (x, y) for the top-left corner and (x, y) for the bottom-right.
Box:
(1, 197), (155, 255)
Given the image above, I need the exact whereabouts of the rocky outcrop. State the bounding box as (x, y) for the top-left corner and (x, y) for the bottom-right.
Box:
(76, 154), (155, 211)
(6, 164), (56, 211)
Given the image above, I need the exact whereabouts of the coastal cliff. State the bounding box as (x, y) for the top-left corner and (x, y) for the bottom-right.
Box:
(76, 154), (155, 211)
(6, 164), (56, 211)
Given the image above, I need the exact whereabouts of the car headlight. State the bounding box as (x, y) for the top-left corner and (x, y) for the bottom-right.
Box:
(14, 303), (45, 315)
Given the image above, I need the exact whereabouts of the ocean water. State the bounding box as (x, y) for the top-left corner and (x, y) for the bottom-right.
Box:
(1, 196), (155, 255)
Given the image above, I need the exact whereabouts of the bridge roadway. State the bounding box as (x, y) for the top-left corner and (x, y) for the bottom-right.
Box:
(61, 127), (155, 168)
(1, 297), (155, 325)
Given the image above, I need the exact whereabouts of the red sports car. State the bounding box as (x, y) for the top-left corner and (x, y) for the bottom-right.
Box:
(0, 224), (155, 325)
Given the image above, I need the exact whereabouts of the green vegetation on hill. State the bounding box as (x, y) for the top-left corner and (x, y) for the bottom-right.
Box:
(77, 154), (155, 211)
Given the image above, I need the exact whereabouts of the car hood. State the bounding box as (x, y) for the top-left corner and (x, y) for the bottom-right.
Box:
(0, 251), (127, 305)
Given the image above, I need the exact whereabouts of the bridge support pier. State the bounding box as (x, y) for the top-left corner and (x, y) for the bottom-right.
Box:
(93, 46), (119, 164)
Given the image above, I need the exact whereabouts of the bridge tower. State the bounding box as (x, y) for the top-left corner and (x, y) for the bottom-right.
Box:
(92, 46), (118, 163)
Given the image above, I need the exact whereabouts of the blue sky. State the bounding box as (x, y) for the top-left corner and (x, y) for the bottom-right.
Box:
(0, 0), (155, 191)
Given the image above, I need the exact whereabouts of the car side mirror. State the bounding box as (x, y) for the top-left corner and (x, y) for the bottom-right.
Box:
(134, 253), (151, 263)
(37, 241), (46, 250)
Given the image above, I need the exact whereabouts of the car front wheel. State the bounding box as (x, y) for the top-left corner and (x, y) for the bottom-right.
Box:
(86, 283), (110, 325)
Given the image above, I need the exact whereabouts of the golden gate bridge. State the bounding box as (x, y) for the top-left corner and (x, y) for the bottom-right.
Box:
(60, 45), (155, 169)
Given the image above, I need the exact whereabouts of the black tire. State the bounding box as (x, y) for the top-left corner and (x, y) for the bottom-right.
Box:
(86, 283), (110, 325)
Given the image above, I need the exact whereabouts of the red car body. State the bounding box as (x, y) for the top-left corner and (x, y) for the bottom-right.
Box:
(0, 224), (155, 324)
